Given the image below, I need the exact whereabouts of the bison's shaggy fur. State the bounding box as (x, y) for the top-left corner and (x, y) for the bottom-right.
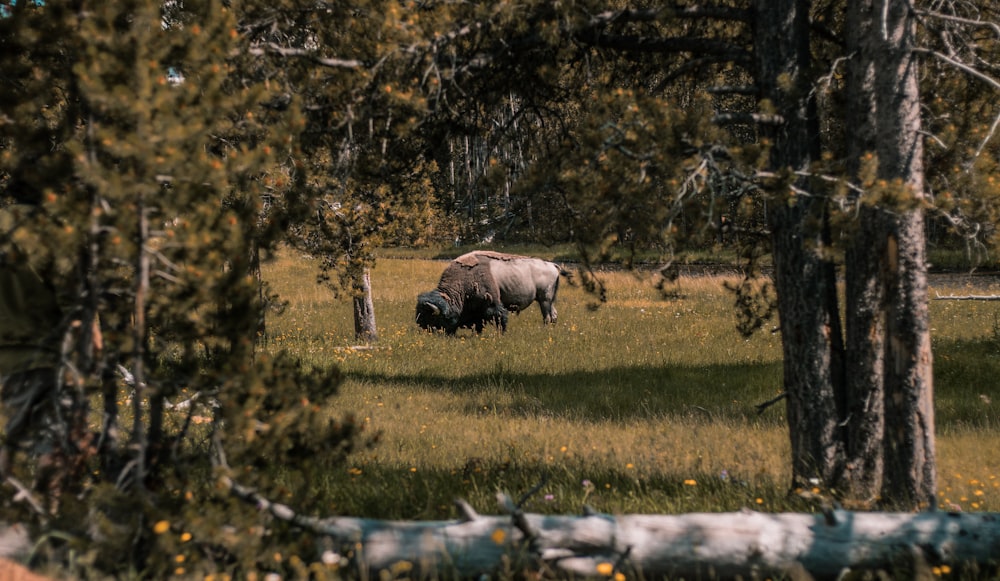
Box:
(415, 251), (563, 335)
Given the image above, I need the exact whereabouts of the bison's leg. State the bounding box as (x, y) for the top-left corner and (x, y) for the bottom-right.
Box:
(539, 302), (557, 324)
(484, 304), (508, 333)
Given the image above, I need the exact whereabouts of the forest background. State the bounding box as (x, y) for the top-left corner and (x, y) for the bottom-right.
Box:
(3, 0), (1000, 578)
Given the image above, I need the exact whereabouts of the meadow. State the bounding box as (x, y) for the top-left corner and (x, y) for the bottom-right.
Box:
(259, 247), (1000, 521)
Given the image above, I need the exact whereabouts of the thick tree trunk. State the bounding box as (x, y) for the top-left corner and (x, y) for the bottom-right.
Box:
(754, 0), (844, 490)
(352, 268), (378, 343)
(874, 0), (936, 508)
(842, 0), (886, 503)
(842, 206), (888, 502)
(841, 0), (936, 508)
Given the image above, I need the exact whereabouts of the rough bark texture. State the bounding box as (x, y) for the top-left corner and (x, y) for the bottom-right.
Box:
(840, 0), (936, 507)
(873, 0), (936, 508)
(757, 0), (937, 507)
(754, 0), (844, 489)
(842, 0), (886, 502)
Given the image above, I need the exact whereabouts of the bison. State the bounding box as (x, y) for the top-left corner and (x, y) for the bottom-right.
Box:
(415, 251), (564, 335)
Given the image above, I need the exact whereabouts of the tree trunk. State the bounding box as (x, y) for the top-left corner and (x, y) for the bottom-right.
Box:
(876, 0), (935, 504)
(352, 268), (377, 343)
(754, 0), (845, 490)
(842, 0), (886, 503)
(841, 0), (936, 508)
(250, 238), (267, 346)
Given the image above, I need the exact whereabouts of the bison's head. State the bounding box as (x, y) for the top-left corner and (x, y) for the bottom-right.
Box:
(415, 291), (459, 334)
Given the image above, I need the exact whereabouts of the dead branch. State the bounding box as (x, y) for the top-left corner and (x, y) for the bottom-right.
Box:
(245, 44), (363, 69)
(2, 477), (46, 518)
(756, 391), (788, 414)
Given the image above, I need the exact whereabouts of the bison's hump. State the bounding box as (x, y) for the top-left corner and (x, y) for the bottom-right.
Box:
(453, 250), (531, 268)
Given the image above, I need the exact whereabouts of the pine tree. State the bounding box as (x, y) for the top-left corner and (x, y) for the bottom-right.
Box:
(237, 0), (443, 343)
(1, 1), (368, 576)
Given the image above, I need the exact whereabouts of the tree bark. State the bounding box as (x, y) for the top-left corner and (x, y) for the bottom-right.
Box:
(756, 0), (937, 507)
(874, 0), (936, 509)
(841, 0), (936, 508)
(842, 0), (886, 503)
(754, 0), (845, 490)
(352, 268), (378, 343)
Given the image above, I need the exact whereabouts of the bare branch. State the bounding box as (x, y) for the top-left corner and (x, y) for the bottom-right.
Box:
(755, 169), (869, 199)
(811, 54), (852, 100)
(918, 129), (949, 150)
(3, 476), (47, 517)
(587, 4), (752, 26)
(246, 43), (363, 69)
(972, 109), (1000, 162)
(712, 112), (784, 126)
(914, 48), (1000, 159)
(915, 47), (1000, 91)
(915, 9), (1000, 38)
(756, 391), (788, 414)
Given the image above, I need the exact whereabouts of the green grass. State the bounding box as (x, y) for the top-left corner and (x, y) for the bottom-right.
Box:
(259, 248), (1000, 520)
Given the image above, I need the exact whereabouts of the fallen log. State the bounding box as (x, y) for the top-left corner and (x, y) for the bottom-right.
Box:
(226, 478), (1000, 579)
(933, 294), (1000, 301)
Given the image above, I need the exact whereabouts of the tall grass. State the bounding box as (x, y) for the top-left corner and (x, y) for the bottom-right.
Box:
(260, 248), (1000, 519)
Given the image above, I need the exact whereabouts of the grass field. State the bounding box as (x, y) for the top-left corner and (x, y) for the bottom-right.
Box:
(259, 247), (1000, 520)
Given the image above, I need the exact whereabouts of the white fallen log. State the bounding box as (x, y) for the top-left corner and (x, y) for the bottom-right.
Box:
(226, 479), (1000, 579)
(933, 294), (1000, 301)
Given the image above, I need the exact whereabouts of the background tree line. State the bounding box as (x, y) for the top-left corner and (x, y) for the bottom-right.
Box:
(2, 0), (1000, 577)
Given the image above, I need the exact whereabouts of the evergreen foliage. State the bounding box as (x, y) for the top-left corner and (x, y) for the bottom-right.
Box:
(2, 0), (1000, 576)
(1, 1), (369, 577)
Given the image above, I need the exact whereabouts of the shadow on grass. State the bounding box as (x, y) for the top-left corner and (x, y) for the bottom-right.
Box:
(934, 337), (1000, 430)
(345, 336), (1000, 431)
(346, 361), (787, 426)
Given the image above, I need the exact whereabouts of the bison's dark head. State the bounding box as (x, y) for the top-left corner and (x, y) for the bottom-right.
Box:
(415, 291), (459, 334)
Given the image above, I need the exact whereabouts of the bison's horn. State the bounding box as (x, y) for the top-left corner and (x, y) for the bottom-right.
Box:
(427, 302), (440, 316)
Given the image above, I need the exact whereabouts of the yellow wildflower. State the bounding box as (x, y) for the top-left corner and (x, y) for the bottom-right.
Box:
(491, 529), (506, 545)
